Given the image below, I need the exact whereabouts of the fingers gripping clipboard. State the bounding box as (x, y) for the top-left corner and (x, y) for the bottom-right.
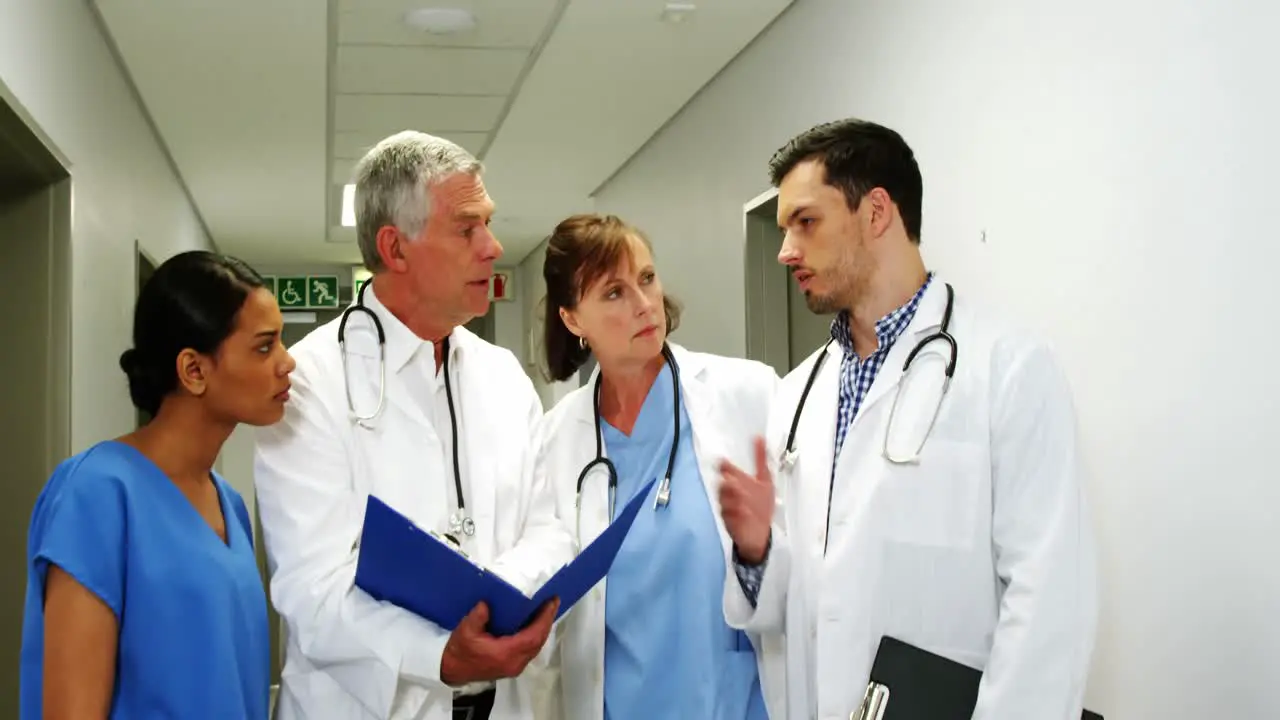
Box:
(853, 636), (1104, 720)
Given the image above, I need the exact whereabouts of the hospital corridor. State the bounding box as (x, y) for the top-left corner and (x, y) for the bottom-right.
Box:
(1, 0), (1277, 718)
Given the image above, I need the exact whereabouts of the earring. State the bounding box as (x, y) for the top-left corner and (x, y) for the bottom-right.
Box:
(578, 336), (586, 350)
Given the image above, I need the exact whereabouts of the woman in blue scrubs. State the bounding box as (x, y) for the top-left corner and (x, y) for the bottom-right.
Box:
(20, 251), (295, 720)
(532, 214), (782, 719)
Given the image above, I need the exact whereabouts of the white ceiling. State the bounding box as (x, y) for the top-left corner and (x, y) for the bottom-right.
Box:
(92, 0), (794, 267)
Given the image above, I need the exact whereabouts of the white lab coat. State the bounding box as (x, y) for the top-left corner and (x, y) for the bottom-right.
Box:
(724, 278), (1098, 720)
(530, 344), (788, 720)
(254, 293), (575, 720)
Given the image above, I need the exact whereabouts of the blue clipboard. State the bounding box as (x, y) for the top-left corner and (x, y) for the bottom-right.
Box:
(354, 479), (654, 637)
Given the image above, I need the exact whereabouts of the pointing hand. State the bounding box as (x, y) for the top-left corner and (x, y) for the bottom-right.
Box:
(717, 436), (774, 565)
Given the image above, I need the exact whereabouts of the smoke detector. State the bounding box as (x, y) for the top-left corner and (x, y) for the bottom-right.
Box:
(660, 2), (696, 23)
(403, 8), (478, 35)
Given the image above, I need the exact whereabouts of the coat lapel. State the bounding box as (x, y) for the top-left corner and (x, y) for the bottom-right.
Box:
(669, 347), (734, 555)
(788, 343), (841, 553)
(450, 330), (498, 561)
(569, 375), (613, 547)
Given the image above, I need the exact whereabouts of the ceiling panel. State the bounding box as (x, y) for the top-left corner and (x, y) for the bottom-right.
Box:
(338, 1), (560, 48)
(93, 0), (329, 262)
(337, 0), (550, 9)
(335, 46), (529, 95)
(334, 94), (504, 133)
(94, 0), (795, 267)
(482, 0), (797, 249)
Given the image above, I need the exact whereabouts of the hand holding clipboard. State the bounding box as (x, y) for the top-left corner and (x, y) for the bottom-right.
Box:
(352, 479), (654, 683)
(855, 636), (1104, 720)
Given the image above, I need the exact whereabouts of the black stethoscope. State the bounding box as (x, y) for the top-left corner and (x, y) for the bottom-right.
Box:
(338, 280), (474, 540)
(779, 282), (959, 472)
(573, 343), (681, 541)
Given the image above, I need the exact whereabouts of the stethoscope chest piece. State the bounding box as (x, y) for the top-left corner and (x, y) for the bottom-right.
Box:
(654, 476), (672, 508)
(575, 344), (682, 536)
(449, 511), (476, 538)
(779, 448), (799, 471)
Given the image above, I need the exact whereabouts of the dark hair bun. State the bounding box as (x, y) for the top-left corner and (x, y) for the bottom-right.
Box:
(120, 347), (165, 417)
(119, 348), (140, 376)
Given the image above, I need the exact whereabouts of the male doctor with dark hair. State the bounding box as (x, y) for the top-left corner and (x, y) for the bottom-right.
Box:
(718, 117), (1099, 719)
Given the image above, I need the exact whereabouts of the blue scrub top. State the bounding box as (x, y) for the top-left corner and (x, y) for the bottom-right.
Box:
(601, 363), (768, 720)
(19, 440), (270, 720)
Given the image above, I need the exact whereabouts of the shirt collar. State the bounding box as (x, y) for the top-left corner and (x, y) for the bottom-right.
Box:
(830, 271), (935, 359)
(361, 286), (460, 374)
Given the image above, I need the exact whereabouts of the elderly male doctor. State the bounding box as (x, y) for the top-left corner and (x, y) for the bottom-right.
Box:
(254, 131), (573, 720)
(719, 118), (1099, 719)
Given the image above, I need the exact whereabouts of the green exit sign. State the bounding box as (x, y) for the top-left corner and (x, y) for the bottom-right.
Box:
(307, 276), (340, 308)
(268, 275), (341, 310)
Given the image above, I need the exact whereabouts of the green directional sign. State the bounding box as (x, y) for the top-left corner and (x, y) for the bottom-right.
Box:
(271, 274), (344, 309)
(276, 276), (308, 309)
(307, 275), (340, 308)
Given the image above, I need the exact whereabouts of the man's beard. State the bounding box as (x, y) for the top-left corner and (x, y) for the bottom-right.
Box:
(804, 283), (844, 314)
(803, 241), (872, 316)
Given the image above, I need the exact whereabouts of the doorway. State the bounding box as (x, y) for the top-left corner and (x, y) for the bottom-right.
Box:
(742, 189), (832, 375)
(0, 90), (72, 707)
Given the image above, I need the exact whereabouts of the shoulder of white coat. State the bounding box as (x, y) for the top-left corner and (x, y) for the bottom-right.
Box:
(284, 313), (343, 376)
(536, 382), (591, 436)
(455, 326), (536, 395)
(682, 351), (778, 436)
(691, 351), (779, 400)
(956, 296), (1072, 395)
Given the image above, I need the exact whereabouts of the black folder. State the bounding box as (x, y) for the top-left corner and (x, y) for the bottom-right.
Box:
(858, 636), (1103, 720)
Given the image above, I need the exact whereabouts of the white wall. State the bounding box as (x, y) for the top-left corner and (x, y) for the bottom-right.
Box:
(0, 0), (213, 452)
(491, 269), (526, 370)
(593, 0), (1280, 716)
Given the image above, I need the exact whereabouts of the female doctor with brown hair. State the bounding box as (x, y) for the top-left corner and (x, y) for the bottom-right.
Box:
(529, 213), (785, 720)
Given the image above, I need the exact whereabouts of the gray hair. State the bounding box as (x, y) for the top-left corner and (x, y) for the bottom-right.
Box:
(352, 130), (483, 271)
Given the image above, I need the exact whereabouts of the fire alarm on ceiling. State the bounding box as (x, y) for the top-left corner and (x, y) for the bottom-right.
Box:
(660, 2), (696, 23)
(403, 8), (478, 35)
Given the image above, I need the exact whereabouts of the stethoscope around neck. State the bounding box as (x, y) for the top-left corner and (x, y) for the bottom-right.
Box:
(337, 279), (475, 541)
(573, 343), (681, 543)
(779, 282), (959, 472)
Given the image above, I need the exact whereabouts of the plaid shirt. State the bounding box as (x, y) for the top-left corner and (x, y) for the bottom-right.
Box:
(733, 273), (935, 605)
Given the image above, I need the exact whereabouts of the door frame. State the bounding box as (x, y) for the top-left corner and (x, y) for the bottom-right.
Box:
(742, 187), (791, 375)
(0, 77), (73, 708)
(0, 78), (72, 469)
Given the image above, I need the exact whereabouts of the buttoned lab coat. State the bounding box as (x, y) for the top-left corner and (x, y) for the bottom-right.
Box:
(724, 278), (1099, 720)
(254, 303), (575, 720)
(529, 344), (788, 720)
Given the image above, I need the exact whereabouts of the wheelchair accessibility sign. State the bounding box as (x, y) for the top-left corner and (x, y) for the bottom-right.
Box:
(265, 275), (341, 310)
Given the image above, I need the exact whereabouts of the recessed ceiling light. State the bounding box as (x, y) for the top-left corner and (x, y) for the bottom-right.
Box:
(341, 184), (356, 227)
(660, 2), (696, 23)
(404, 7), (478, 35)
